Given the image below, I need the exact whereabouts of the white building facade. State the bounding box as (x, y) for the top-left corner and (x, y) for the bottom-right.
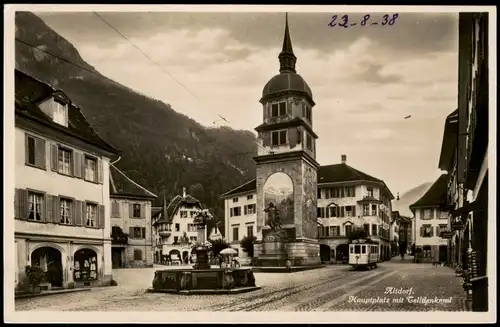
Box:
(221, 155), (395, 264)
(14, 70), (119, 289)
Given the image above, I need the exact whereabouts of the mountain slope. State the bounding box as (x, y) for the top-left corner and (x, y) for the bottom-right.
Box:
(14, 11), (257, 230)
(392, 182), (433, 217)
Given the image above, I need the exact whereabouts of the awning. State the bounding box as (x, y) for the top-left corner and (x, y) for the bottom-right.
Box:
(451, 200), (480, 218)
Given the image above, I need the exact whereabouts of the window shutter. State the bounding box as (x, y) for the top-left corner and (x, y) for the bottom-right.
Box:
(52, 196), (60, 224)
(420, 226), (424, 237)
(35, 137), (46, 169)
(50, 143), (58, 171)
(325, 206), (330, 218)
(352, 205), (356, 217)
(25, 135), (30, 165)
(244, 205), (248, 215)
(353, 187), (356, 197)
(74, 200), (82, 226)
(98, 159), (104, 184)
(99, 205), (105, 229)
(18, 189), (29, 219)
(142, 227), (146, 238)
(129, 203), (134, 218)
(420, 208), (425, 219)
(317, 208), (321, 218)
(430, 227), (434, 237)
(340, 188), (345, 198)
(81, 156), (86, 179)
(129, 227), (134, 237)
(341, 206), (345, 217)
(140, 204), (145, 218)
(46, 195), (53, 223)
(73, 152), (82, 178)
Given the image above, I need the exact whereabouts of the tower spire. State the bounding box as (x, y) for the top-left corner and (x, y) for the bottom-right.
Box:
(278, 12), (297, 74)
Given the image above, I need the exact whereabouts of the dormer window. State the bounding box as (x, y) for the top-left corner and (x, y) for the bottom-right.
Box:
(53, 98), (68, 127)
(271, 102), (287, 117)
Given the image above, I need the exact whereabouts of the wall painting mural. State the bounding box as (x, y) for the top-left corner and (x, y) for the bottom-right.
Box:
(263, 172), (294, 226)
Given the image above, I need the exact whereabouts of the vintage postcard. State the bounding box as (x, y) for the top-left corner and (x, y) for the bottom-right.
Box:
(3, 4), (496, 324)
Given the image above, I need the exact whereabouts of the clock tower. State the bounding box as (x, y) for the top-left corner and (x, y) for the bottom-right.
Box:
(254, 14), (320, 267)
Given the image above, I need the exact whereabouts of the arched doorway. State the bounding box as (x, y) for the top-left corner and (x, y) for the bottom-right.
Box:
(31, 247), (63, 287)
(74, 249), (98, 281)
(337, 244), (349, 263)
(320, 244), (331, 263)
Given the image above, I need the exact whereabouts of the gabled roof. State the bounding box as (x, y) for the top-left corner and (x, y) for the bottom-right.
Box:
(153, 193), (203, 225)
(109, 164), (157, 200)
(409, 174), (449, 210)
(220, 179), (257, 198)
(221, 163), (394, 199)
(14, 69), (119, 155)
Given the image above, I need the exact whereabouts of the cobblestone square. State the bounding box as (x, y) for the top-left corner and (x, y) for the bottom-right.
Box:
(15, 258), (467, 312)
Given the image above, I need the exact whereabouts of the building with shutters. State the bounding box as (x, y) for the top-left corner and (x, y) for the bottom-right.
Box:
(152, 188), (204, 264)
(221, 154), (395, 265)
(14, 69), (119, 290)
(409, 174), (451, 263)
(109, 164), (157, 268)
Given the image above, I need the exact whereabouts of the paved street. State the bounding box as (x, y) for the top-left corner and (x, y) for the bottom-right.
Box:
(15, 259), (467, 312)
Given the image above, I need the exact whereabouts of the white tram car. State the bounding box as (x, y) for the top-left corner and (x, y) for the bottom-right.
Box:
(348, 238), (380, 269)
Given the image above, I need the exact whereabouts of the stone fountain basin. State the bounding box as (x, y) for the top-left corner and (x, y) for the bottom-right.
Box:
(147, 268), (261, 295)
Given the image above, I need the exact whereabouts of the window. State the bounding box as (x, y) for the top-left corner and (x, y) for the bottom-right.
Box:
(271, 130), (287, 146)
(247, 225), (254, 238)
(232, 198), (239, 203)
(372, 224), (378, 236)
(422, 225), (433, 238)
(363, 204), (370, 216)
(190, 211), (196, 218)
(344, 187), (354, 197)
(247, 194), (253, 200)
(354, 245), (361, 254)
(180, 210), (188, 218)
(232, 227), (239, 242)
(439, 210), (448, 219)
(306, 133), (312, 151)
(423, 245), (432, 258)
(362, 246), (366, 254)
(134, 249), (142, 261)
(53, 99), (68, 126)
(271, 102), (287, 117)
(304, 105), (312, 122)
(422, 209), (433, 219)
(190, 236), (197, 242)
(363, 224), (370, 235)
(60, 198), (72, 224)
(345, 224), (352, 235)
(173, 236), (179, 244)
(28, 192), (44, 221)
(188, 224), (197, 232)
(244, 204), (256, 215)
(175, 223), (180, 232)
(58, 147), (72, 175)
(132, 227), (145, 238)
(84, 156), (97, 182)
(133, 204), (141, 218)
(85, 203), (97, 227)
(367, 188), (373, 197)
(230, 207), (241, 217)
(25, 135), (46, 169)
(371, 204), (377, 216)
(111, 201), (121, 218)
(317, 189), (322, 199)
(329, 226), (340, 236)
(437, 224), (448, 237)
(345, 206), (352, 217)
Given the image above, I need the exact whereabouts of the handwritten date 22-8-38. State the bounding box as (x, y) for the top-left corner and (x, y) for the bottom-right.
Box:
(328, 14), (399, 28)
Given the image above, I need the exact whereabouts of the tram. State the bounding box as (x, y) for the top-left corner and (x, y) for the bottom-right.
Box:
(348, 238), (380, 270)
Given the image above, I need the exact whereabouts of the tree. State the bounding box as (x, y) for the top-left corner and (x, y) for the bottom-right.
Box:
(209, 238), (230, 256)
(347, 226), (368, 242)
(240, 236), (257, 258)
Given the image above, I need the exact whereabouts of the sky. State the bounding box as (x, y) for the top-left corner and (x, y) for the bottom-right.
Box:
(34, 10), (459, 196)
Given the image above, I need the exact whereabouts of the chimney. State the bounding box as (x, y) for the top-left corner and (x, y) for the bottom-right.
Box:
(341, 154), (347, 164)
(182, 187), (186, 198)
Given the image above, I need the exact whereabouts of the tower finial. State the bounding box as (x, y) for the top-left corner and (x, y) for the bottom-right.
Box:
(279, 12), (297, 74)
